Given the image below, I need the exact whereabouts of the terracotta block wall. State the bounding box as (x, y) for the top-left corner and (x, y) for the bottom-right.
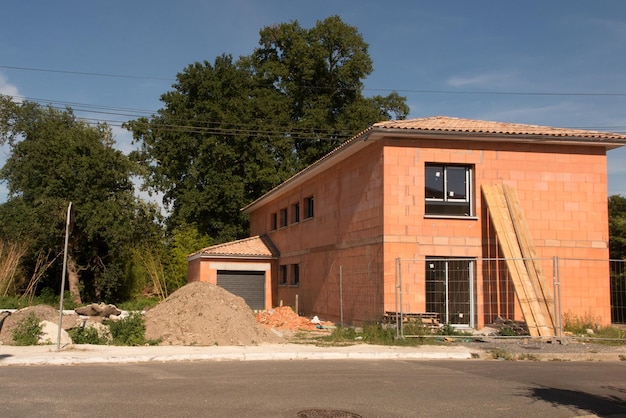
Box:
(382, 137), (611, 325)
(249, 141), (386, 322)
(187, 257), (274, 311)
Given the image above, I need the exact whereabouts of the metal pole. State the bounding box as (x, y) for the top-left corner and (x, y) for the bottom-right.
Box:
(57, 202), (72, 350)
(339, 266), (344, 327)
(395, 258), (400, 338)
(552, 256), (561, 337)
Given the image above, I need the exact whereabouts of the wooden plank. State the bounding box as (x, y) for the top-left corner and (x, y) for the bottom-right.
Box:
(482, 185), (555, 337)
(502, 185), (556, 328)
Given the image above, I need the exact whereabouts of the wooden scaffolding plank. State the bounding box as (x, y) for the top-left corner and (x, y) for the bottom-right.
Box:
(482, 184), (555, 337)
(502, 184), (556, 329)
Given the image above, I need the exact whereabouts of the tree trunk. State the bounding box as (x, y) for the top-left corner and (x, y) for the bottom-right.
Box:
(67, 256), (82, 305)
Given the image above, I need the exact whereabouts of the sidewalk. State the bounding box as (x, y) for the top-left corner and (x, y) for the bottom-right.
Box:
(0, 343), (475, 366)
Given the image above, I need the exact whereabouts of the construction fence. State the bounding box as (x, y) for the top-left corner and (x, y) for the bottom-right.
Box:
(294, 257), (626, 335)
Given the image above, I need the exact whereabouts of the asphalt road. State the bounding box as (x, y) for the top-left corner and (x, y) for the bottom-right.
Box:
(1, 360), (625, 417)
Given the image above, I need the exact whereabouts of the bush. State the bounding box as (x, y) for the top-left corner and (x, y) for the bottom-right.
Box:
(12, 312), (42, 346)
(68, 327), (108, 345)
(104, 312), (158, 346)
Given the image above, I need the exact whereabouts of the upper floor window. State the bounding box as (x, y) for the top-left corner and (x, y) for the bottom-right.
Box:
(425, 164), (473, 217)
(270, 213), (277, 230)
(304, 196), (314, 219)
(280, 208), (288, 227)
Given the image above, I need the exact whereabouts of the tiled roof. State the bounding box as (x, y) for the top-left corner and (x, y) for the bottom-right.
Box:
(189, 235), (278, 259)
(373, 116), (626, 140)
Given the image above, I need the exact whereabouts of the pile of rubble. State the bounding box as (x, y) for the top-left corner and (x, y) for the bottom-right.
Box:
(255, 306), (334, 331)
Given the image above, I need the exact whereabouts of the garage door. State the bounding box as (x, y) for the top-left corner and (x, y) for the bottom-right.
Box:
(216, 270), (265, 310)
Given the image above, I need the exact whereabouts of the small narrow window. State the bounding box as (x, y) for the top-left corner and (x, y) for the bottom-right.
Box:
(271, 213), (277, 230)
(304, 196), (314, 219)
(292, 202), (300, 224)
(292, 264), (300, 286)
(279, 265), (287, 286)
(280, 208), (288, 227)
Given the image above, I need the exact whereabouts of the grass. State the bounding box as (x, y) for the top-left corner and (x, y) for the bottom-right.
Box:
(563, 312), (626, 345)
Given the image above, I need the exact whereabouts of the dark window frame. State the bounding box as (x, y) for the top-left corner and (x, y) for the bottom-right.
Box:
(425, 164), (473, 217)
(304, 196), (314, 219)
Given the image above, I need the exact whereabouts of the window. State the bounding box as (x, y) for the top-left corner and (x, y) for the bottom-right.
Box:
(279, 265), (287, 286)
(304, 196), (314, 219)
(280, 208), (288, 227)
(292, 202), (300, 224)
(425, 164), (473, 216)
(426, 257), (475, 327)
(270, 213), (277, 230)
(291, 264), (300, 286)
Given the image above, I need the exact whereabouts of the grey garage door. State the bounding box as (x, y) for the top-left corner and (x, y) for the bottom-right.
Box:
(216, 270), (265, 310)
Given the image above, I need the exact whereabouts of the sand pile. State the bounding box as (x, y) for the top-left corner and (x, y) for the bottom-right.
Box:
(144, 282), (283, 346)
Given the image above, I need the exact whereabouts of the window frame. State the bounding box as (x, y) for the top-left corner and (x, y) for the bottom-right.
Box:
(278, 265), (287, 286)
(279, 207), (288, 228)
(425, 164), (474, 218)
(291, 264), (300, 287)
(292, 202), (300, 224)
(304, 196), (314, 219)
(270, 212), (277, 231)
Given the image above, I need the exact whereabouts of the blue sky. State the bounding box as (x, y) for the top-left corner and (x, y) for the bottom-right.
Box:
(1, 0), (625, 203)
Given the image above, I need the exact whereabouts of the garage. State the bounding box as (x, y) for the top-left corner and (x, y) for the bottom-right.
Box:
(217, 270), (266, 310)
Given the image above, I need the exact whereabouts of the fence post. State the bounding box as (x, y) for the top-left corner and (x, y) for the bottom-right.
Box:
(553, 256), (562, 337)
(339, 265), (343, 328)
(395, 258), (401, 339)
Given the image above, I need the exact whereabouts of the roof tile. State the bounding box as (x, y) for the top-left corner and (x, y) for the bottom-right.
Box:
(190, 235), (278, 258)
(373, 116), (626, 140)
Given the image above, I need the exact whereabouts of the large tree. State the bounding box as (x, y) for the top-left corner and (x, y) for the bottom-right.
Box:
(127, 16), (409, 242)
(0, 96), (162, 303)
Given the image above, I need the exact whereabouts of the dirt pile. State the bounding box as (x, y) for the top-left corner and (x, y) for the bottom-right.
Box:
(256, 306), (333, 331)
(144, 282), (283, 346)
(0, 305), (79, 345)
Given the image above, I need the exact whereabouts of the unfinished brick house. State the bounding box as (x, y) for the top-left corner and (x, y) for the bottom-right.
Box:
(188, 116), (626, 333)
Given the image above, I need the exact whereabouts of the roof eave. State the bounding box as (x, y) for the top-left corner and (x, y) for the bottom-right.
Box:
(241, 125), (626, 213)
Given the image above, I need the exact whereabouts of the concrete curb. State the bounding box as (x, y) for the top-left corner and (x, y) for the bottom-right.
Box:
(0, 344), (474, 366)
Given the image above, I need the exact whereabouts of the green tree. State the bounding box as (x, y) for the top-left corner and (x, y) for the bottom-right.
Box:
(609, 194), (626, 260)
(0, 96), (162, 303)
(127, 16), (409, 242)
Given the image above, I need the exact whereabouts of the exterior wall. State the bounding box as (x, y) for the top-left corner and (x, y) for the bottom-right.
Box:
(382, 137), (611, 326)
(186, 256), (274, 311)
(246, 134), (612, 326)
(248, 141), (386, 323)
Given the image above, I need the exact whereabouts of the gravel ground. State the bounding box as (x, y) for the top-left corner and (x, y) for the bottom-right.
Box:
(458, 336), (626, 360)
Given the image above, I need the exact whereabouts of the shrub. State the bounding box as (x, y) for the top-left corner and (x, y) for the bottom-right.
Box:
(104, 312), (158, 346)
(68, 327), (108, 345)
(12, 312), (42, 346)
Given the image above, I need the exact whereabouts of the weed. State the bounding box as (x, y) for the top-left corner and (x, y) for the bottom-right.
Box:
(117, 297), (160, 311)
(490, 348), (514, 361)
(104, 312), (159, 346)
(497, 326), (519, 337)
(12, 313), (42, 346)
(619, 355), (625, 361)
(563, 312), (626, 345)
(517, 353), (539, 361)
(68, 327), (108, 345)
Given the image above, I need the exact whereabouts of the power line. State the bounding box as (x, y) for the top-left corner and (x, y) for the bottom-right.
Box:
(3, 64), (626, 97)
